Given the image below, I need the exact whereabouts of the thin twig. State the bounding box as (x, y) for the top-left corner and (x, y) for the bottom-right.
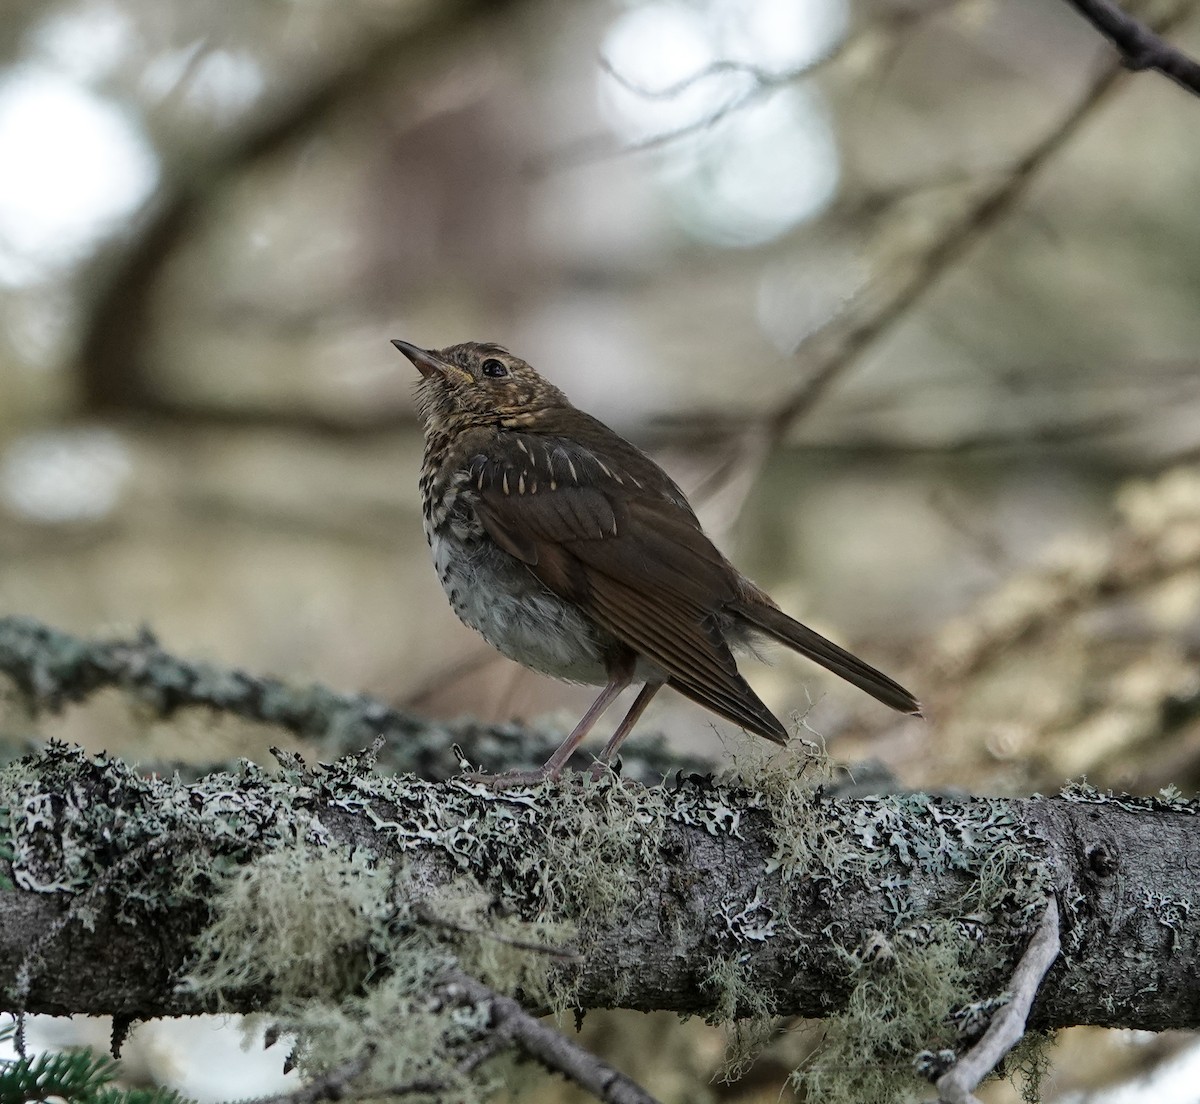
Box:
(446, 971), (660, 1104)
(599, 56), (773, 101)
(1062, 0), (1200, 95)
(766, 34), (1150, 444)
(935, 899), (1061, 1104)
(455, 1020), (519, 1075)
(248, 1044), (381, 1104)
(541, 0), (962, 172)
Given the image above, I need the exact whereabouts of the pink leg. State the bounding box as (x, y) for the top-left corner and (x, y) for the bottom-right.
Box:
(540, 672), (633, 778)
(466, 670), (637, 787)
(590, 681), (663, 777)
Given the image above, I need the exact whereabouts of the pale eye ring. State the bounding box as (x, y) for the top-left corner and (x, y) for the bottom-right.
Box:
(481, 358), (508, 378)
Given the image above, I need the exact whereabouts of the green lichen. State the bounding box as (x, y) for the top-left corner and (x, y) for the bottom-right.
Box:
(1059, 778), (1200, 815)
(737, 750), (1054, 1104)
(700, 951), (779, 1082)
(3, 742), (1064, 1102)
(792, 921), (978, 1104)
(183, 845), (391, 1001)
(1143, 890), (1191, 950)
(182, 842), (581, 1100)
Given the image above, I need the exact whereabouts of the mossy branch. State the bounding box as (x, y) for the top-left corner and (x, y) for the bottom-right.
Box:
(0, 744), (1197, 1033)
(0, 614), (707, 783)
(3, 617), (1200, 1099)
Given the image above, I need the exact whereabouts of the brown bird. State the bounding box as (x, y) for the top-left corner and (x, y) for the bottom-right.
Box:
(394, 339), (920, 781)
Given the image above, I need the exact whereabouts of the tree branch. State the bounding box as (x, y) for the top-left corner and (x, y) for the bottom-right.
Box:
(1, 744), (1197, 1032)
(1063, 0), (1200, 95)
(668, 0), (1200, 512)
(0, 615), (706, 785)
(541, 0), (963, 172)
(935, 899), (1061, 1104)
(764, 0), (1194, 447)
(446, 971), (658, 1104)
(4, 622), (1200, 1098)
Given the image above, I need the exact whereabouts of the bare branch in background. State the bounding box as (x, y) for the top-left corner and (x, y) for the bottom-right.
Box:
(0, 615), (711, 784)
(541, 0), (964, 172)
(764, 12), (1171, 445)
(677, 0), (1198, 520)
(766, 0), (1197, 423)
(1063, 0), (1200, 95)
(77, 0), (524, 416)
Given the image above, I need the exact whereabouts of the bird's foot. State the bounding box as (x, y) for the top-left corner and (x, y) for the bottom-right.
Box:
(587, 759), (618, 783)
(459, 767), (554, 791)
(457, 763), (628, 790)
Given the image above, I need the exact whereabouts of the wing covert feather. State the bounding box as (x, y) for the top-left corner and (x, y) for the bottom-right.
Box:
(468, 431), (786, 740)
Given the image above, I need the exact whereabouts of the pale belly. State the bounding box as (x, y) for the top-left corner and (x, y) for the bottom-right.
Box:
(425, 517), (612, 686)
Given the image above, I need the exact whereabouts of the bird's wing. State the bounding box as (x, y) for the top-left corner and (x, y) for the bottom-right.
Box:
(469, 433), (787, 742)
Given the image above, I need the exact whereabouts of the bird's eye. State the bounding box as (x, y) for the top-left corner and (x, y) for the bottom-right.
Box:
(481, 358), (508, 378)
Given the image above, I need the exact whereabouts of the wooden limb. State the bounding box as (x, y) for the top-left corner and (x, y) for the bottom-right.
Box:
(0, 615), (708, 784)
(445, 971), (659, 1104)
(1063, 0), (1200, 96)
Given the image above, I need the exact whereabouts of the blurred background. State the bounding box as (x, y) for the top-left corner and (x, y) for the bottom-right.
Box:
(2, 0), (1200, 1099)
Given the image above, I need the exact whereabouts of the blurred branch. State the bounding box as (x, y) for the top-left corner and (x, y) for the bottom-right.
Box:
(77, 0), (524, 415)
(0, 614), (709, 784)
(1063, 0), (1200, 95)
(917, 463), (1200, 794)
(678, 0), (1198, 522)
(765, 2), (1200, 446)
(542, 0), (961, 172)
(670, 405), (1142, 455)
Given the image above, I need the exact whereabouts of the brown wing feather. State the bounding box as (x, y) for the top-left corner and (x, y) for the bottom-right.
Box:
(470, 433), (788, 742)
(585, 572), (786, 741)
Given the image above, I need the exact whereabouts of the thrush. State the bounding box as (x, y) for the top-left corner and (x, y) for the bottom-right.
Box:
(394, 339), (920, 781)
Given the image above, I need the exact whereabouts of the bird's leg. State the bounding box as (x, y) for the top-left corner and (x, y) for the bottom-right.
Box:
(466, 669), (633, 789)
(589, 681), (663, 780)
(540, 671), (632, 778)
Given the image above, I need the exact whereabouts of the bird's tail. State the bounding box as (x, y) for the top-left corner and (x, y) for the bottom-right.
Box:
(731, 600), (921, 716)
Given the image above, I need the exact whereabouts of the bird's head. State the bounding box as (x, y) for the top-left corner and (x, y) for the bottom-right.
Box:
(392, 340), (571, 430)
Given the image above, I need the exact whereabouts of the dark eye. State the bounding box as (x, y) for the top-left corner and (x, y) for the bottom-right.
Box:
(481, 358), (508, 378)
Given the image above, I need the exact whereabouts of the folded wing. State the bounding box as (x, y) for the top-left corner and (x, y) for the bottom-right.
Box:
(468, 433), (789, 742)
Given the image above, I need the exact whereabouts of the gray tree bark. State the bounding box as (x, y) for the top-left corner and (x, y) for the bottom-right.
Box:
(3, 614), (1200, 1104)
(0, 740), (1196, 1031)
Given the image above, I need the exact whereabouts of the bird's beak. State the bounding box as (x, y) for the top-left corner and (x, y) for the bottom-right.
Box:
(391, 339), (449, 379)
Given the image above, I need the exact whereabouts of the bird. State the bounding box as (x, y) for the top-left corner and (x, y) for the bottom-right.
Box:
(393, 338), (920, 782)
